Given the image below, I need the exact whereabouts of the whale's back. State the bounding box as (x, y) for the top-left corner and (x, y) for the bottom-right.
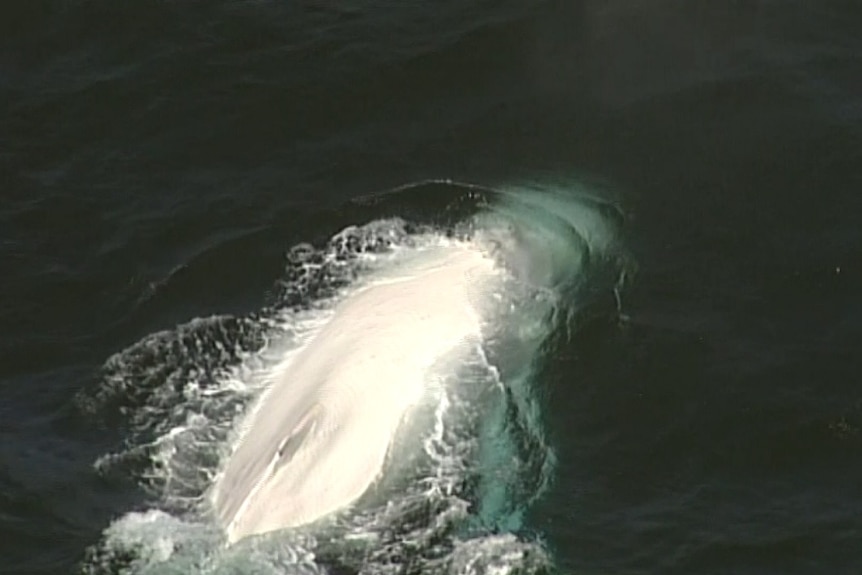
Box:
(211, 243), (499, 543)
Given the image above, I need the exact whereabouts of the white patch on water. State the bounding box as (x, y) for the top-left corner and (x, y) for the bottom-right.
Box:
(80, 188), (627, 574)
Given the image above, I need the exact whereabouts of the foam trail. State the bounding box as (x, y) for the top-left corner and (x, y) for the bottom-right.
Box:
(213, 242), (501, 543)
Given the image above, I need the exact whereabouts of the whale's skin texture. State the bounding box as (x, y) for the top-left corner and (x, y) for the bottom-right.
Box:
(211, 243), (499, 544)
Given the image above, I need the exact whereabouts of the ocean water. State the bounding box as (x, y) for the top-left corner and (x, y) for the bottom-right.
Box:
(2, 1), (861, 574)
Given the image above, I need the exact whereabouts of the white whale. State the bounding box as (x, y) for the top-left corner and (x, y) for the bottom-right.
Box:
(211, 241), (500, 544)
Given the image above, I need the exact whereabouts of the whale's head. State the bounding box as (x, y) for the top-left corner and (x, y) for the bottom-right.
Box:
(471, 185), (624, 294)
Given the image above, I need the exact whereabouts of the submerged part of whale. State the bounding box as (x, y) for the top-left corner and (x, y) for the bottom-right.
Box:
(211, 241), (501, 544)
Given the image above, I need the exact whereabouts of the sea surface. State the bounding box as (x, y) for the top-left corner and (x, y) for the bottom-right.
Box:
(2, 1), (862, 574)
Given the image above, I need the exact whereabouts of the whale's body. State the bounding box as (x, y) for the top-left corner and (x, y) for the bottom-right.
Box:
(212, 242), (500, 543)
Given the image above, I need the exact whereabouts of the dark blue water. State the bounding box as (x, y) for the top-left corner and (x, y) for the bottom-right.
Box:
(2, 1), (861, 573)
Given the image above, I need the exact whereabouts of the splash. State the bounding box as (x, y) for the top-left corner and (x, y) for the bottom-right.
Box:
(78, 181), (628, 575)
